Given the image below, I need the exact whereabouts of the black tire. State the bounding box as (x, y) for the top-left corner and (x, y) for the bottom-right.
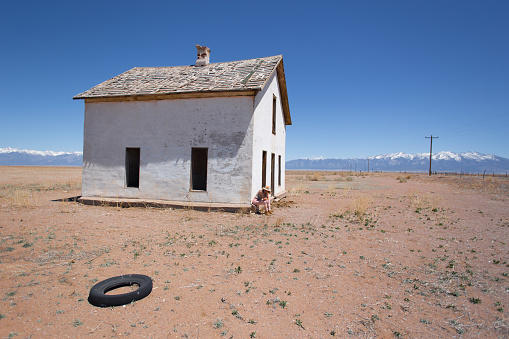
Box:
(88, 274), (152, 307)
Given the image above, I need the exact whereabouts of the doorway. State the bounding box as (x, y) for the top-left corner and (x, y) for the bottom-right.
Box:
(271, 153), (275, 196)
(262, 151), (267, 188)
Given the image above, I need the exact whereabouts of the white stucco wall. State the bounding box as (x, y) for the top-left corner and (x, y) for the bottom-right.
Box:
(251, 71), (287, 198)
(82, 96), (255, 204)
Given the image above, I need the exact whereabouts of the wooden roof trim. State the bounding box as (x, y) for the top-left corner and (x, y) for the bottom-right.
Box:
(276, 58), (292, 125)
(80, 90), (258, 103)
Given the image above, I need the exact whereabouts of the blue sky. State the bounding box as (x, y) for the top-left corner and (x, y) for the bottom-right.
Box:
(1, 0), (508, 160)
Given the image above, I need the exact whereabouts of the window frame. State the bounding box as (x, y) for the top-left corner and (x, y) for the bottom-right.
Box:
(272, 95), (277, 135)
(125, 147), (140, 188)
(190, 147), (208, 191)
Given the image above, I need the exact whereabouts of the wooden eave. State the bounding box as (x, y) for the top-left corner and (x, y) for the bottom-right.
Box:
(275, 58), (292, 126)
(78, 89), (258, 103)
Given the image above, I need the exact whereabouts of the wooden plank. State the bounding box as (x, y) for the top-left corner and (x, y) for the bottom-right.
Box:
(82, 90), (257, 103)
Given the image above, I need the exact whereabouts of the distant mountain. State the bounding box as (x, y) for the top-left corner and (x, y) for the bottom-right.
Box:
(2, 148), (508, 173)
(286, 151), (509, 174)
(0, 147), (82, 166)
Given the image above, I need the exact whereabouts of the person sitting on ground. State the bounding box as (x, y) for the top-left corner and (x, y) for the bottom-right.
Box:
(252, 186), (272, 215)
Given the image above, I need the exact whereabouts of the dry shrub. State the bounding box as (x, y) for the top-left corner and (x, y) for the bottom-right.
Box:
(330, 194), (372, 221)
(396, 175), (412, 183)
(410, 190), (443, 211)
(289, 184), (308, 196)
(348, 194), (372, 218)
(307, 172), (325, 181)
(326, 184), (336, 196)
(178, 206), (197, 222)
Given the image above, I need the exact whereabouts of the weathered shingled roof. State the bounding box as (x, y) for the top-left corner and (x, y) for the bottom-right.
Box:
(74, 55), (291, 125)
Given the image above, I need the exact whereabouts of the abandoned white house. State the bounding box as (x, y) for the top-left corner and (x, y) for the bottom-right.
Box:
(73, 46), (291, 210)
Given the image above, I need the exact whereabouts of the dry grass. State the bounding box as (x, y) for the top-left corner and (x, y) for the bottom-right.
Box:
(412, 173), (509, 196)
(326, 184), (336, 196)
(396, 174), (412, 183)
(307, 172), (325, 181)
(348, 194), (372, 218)
(409, 189), (443, 211)
(453, 176), (509, 195)
(330, 194), (373, 221)
(0, 181), (81, 208)
(6, 188), (40, 208)
(288, 184), (308, 196)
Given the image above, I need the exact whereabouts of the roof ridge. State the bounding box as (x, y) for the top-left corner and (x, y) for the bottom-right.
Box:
(131, 55), (282, 70)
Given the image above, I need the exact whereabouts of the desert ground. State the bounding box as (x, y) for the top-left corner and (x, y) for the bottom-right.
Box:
(0, 166), (508, 338)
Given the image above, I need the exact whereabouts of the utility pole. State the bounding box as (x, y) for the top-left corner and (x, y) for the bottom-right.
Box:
(425, 135), (439, 176)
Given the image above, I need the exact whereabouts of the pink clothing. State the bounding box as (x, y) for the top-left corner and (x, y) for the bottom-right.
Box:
(252, 190), (271, 211)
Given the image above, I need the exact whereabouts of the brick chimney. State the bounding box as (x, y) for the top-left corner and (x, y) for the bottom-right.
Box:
(195, 44), (211, 66)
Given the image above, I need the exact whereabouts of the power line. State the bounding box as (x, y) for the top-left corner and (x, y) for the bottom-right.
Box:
(436, 113), (509, 137)
(440, 119), (509, 139)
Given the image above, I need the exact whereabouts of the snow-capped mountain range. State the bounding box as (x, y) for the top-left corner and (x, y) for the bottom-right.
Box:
(1, 148), (508, 173)
(0, 147), (82, 166)
(287, 151), (509, 174)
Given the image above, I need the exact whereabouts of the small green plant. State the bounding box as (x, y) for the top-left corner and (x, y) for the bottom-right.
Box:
(235, 266), (242, 274)
(295, 319), (304, 329)
(213, 319), (223, 329)
(250, 332), (257, 338)
(469, 297), (481, 304)
(72, 319), (83, 327)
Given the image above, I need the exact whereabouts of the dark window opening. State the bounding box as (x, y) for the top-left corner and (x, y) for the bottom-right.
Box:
(278, 155), (282, 186)
(272, 95), (277, 135)
(191, 148), (208, 191)
(262, 150), (267, 188)
(271, 153), (275, 196)
(126, 147), (140, 188)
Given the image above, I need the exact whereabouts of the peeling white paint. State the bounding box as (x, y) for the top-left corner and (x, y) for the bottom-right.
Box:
(82, 74), (286, 205)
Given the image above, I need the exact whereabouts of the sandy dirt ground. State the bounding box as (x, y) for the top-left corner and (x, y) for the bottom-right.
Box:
(0, 166), (508, 338)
